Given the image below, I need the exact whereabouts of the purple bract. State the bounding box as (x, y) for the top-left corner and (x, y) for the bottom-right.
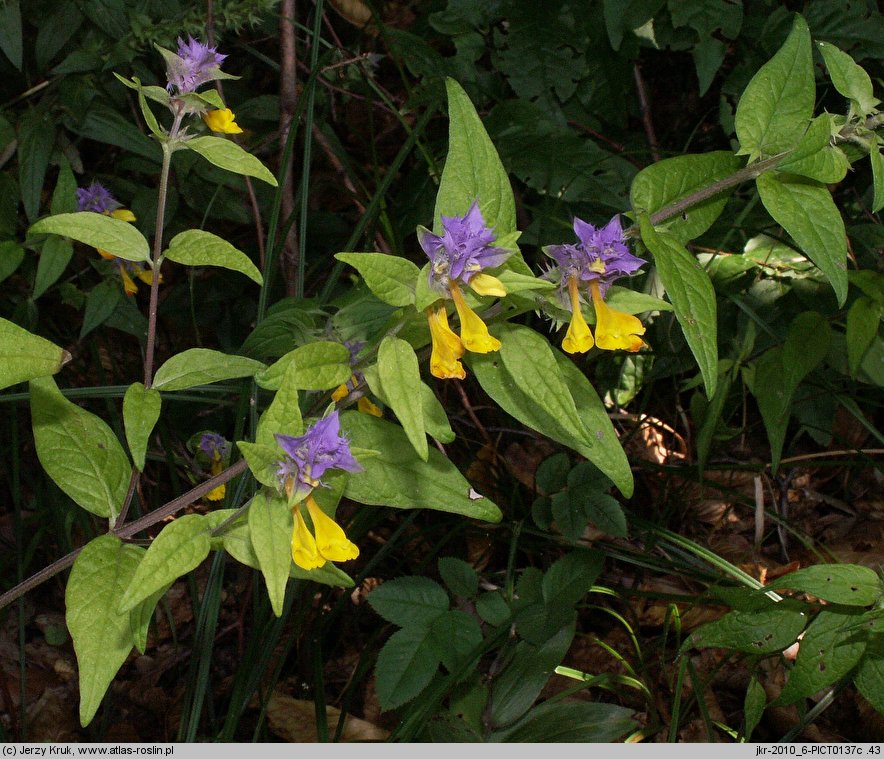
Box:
(166, 36), (227, 94)
(76, 182), (121, 214)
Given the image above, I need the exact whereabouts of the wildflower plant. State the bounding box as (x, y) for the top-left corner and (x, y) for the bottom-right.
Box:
(1, 10), (882, 735)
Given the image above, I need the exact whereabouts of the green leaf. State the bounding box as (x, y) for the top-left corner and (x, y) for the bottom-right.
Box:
(335, 252), (419, 307)
(30, 376), (130, 522)
(123, 382), (161, 471)
(776, 115), (849, 184)
(734, 14), (814, 161)
(118, 515), (211, 613)
(854, 635), (884, 713)
(185, 136), (278, 186)
(846, 297), (882, 377)
(764, 564), (881, 606)
(364, 366), (455, 445)
(427, 609), (484, 673)
(256, 362), (304, 448)
(289, 561), (355, 588)
(66, 535), (142, 726)
(236, 441), (283, 490)
(434, 78), (516, 236)
(777, 609), (869, 705)
(604, 285), (674, 315)
(256, 341), (351, 391)
(18, 109), (56, 222)
(870, 138), (884, 215)
(164, 229), (263, 285)
(0, 318), (70, 390)
(50, 157), (78, 215)
(630, 152), (742, 244)
(367, 576), (449, 628)
(0, 241), (24, 284)
(585, 493), (628, 538)
(685, 604), (809, 654)
(378, 336), (427, 461)
(33, 236), (74, 301)
(29, 212), (150, 263)
(816, 41), (880, 118)
(542, 551), (604, 608)
(756, 172), (848, 305)
(374, 625), (440, 711)
(438, 557), (479, 598)
(80, 278), (123, 339)
(638, 217), (718, 398)
(341, 411), (502, 522)
(0, 0), (23, 69)
(743, 676), (766, 740)
(152, 348), (265, 391)
(495, 700), (636, 743)
(496, 268), (554, 295)
(248, 491), (293, 618)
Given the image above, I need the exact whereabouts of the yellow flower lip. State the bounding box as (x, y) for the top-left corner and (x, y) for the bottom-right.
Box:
(305, 496), (359, 563)
(562, 275), (594, 354)
(202, 108), (243, 134)
(291, 505), (325, 570)
(427, 305), (466, 380)
(590, 281), (646, 352)
(450, 281), (501, 354)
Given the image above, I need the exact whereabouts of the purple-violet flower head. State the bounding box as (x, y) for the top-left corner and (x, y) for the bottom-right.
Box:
(545, 215), (645, 297)
(165, 36), (228, 94)
(418, 201), (510, 293)
(77, 182), (121, 214)
(275, 411), (362, 503)
(199, 432), (230, 460)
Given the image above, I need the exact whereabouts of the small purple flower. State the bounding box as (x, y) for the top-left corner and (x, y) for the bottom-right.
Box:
(418, 201), (510, 293)
(199, 432), (230, 460)
(76, 182), (121, 214)
(165, 36), (227, 94)
(275, 411), (362, 502)
(545, 215), (645, 297)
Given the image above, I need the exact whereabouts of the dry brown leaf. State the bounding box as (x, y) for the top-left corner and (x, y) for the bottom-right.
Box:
(266, 691), (389, 742)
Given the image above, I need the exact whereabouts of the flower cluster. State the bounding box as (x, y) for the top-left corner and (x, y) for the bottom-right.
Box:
(544, 216), (647, 353)
(274, 411), (363, 570)
(418, 202), (510, 379)
(77, 182), (159, 296)
(199, 432), (231, 502)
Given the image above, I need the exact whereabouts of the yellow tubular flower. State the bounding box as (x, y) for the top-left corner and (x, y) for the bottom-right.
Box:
(291, 505), (325, 570)
(110, 208), (137, 222)
(305, 495), (359, 562)
(357, 396), (383, 417)
(562, 275), (594, 354)
(118, 266), (140, 297)
(590, 281), (646, 352)
(427, 305), (466, 380)
(449, 281), (501, 353)
(331, 383), (349, 403)
(206, 453), (226, 501)
(203, 108), (243, 134)
(468, 272), (507, 298)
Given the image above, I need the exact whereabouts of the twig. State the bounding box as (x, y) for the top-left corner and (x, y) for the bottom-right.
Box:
(278, 0), (301, 297)
(633, 62), (661, 162)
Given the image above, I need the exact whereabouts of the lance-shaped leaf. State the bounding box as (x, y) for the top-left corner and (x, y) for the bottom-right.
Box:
(118, 514), (211, 613)
(66, 535), (143, 726)
(734, 14), (814, 161)
(638, 218), (718, 398)
(870, 138), (884, 215)
(256, 361), (304, 448)
(164, 229), (263, 284)
(377, 336), (427, 461)
(248, 490), (293, 617)
(29, 212), (150, 263)
(237, 441), (283, 490)
(0, 317), (70, 390)
(434, 77), (516, 236)
(816, 41), (879, 118)
(30, 376), (130, 522)
(764, 564), (881, 607)
(341, 411), (501, 522)
(256, 341), (351, 391)
(335, 252), (419, 307)
(0, 241), (25, 284)
(186, 136), (277, 186)
(152, 348), (265, 391)
(123, 382), (161, 471)
(630, 151), (742, 243)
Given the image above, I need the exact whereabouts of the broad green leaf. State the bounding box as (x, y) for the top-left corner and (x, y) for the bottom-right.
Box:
(29, 212), (150, 263)
(604, 285), (673, 315)
(374, 625), (440, 711)
(164, 229), (263, 285)
(378, 336), (427, 461)
(816, 41), (879, 118)
(0, 318), (70, 390)
(0, 0), (23, 69)
(434, 78), (516, 236)
(33, 236), (74, 300)
(585, 493), (628, 538)
(367, 576), (449, 627)
(256, 341), (351, 391)
(236, 441), (283, 490)
(80, 278), (122, 339)
(756, 172), (848, 305)
(118, 514), (211, 613)
(427, 609), (484, 673)
(123, 382), (161, 471)
(185, 136), (278, 186)
(438, 557), (479, 599)
(542, 551), (604, 608)
(854, 635), (884, 713)
(66, 535), (142, 726)
(335, 252), (419, 307)
(870, 138), (884, 215)
(776, 114), (833, 169)
(341, 411), (502, 522)
(50, 157), (78, 215)
(289, 561), (355, 587)
(743, 676), (766, 740)
(764, 564), (881, 606)
(248, 491), (293, 617)
(630, 151), (742, 243)
(776, 115), (849, 184)
(0, 240), (25, 283)
(152, 348), (265, 391)
(638, 218), (718, 398)
(30, 376), (130, 521)
(496, 268), (555, 294)
(685, 604), (809, 654)
(256, 361), (304, 448)
(18, 109), (55, 223)
(734, 14), (814, 161)
(777, 609), (869, 705)
(495, 701), (637, 743)
(129, 582), (172, 655)
(364, 365), (454, 444)
(846, 297), (882, 377)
